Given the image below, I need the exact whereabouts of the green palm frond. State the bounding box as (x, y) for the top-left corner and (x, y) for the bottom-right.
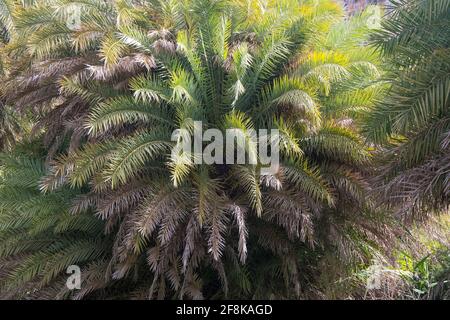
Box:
(302, 124), (371, 166)
(282, 159), (334, 206)
(105, 131), (171, 188)
(0, 0), (15, 37)
(87, 96), (172, 136)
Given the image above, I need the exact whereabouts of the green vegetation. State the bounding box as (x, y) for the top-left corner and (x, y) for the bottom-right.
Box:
(0, 0), (448, 300)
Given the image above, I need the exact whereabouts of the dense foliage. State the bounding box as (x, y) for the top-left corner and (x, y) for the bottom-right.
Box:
(0, 0), (448, 300)
(366, 0), (450, 220)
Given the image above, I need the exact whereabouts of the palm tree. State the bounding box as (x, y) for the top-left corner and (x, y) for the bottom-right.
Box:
(365, 0), (450, 220)
(0, 0), (392, 299)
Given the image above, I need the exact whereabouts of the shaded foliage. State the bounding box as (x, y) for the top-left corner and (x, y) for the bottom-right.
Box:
(365, 0), (450, 220)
